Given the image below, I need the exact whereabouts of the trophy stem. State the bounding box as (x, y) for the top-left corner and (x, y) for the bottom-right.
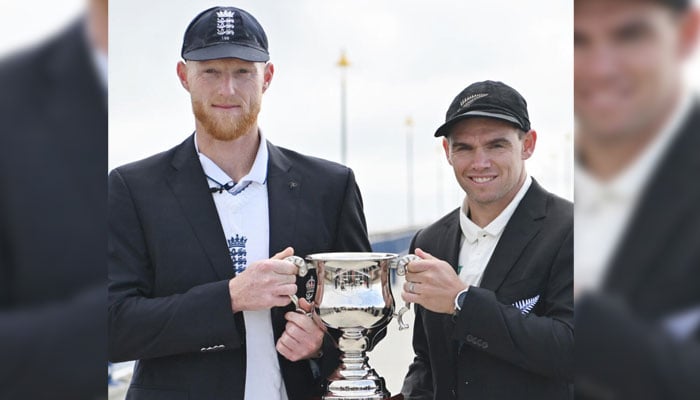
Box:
(324, 328), (390, 400)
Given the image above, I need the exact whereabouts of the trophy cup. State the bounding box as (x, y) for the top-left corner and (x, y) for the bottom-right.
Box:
(287, 252), (418, 400)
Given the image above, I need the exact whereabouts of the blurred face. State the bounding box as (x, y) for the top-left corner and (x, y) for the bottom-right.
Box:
(574, 0), (695, 141)
(176, 58), (273, 141)
(444, 117), (536, 215)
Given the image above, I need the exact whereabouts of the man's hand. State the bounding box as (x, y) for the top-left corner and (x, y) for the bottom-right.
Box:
(276, 298), (325, 361)
(401, 248), (468, 314)
(228, 247), (298, 312)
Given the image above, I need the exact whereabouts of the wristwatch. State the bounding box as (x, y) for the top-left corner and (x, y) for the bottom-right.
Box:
(454, 287), (470, 312)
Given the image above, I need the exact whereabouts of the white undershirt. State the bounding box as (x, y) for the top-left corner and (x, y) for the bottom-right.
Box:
(196, 132), (288, 400)
(458, 176), (532, 287)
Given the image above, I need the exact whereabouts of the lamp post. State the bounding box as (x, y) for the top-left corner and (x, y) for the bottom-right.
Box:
(337, 50), (350, 165)
(405, 116), (414, 227)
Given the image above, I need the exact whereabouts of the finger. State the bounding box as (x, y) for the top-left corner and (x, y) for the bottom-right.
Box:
(297, 298), (314, 313)
(272, 283), (297, 298)
(272, 246), (295, 260)
(406, 260), (433, 274)
(276, 337), (301, 361)
(270, 259), (298, 275)
(401, 291), (419, 304)
(285, 312), (317, 333)
(415, 248), (437, 260)
(403, 281), (420, 295)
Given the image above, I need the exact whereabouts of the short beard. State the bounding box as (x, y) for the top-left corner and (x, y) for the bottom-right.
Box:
(192, 99), (260, 142)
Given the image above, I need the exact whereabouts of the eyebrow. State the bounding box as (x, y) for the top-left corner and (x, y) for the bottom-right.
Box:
(451, 137), (512, 149)
(613, 18), (653, 40)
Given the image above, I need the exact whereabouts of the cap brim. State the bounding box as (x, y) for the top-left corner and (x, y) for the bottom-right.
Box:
(434, 110), (524, 137)
(183, 43), (269, 62)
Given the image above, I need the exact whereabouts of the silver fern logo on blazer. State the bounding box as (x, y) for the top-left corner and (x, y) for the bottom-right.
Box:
(512, 294), (540, 315)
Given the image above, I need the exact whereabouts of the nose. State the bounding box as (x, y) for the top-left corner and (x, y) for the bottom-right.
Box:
(576, 42), (619, 87)
(219, 75), (237, 96)
(470, 148), (491, 170)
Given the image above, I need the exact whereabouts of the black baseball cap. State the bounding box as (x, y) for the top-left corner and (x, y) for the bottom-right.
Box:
(181, 6), (269, 62)
(434, 80), (531, 137)
(657, 0), (690, 10)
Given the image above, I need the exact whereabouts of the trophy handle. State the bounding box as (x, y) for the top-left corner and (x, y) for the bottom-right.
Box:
(285, 255), (311, 313)
(392, 254), (420, 331)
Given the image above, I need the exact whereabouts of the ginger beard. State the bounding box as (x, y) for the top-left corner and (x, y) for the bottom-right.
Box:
(191, 96), (261, 142)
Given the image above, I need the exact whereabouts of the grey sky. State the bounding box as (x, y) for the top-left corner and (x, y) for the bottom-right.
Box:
(108, 0), (573, 233)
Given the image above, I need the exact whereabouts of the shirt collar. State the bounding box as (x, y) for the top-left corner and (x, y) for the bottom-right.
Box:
(195, 131), (269, 192)
(459, 175), (533, 243)
(575, 88), (694, 211)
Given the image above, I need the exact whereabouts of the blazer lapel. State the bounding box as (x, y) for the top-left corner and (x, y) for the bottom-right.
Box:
(166, 135), (234, 281)
(266, 142), (303, 338)
(431, 209), (462, 273)
(479, 180), (547, 292)
(604, 103), (700, 294)
(266, 142), (302, 256)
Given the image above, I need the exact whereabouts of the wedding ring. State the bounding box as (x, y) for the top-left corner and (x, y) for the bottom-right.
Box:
(408, 282), (415, 294)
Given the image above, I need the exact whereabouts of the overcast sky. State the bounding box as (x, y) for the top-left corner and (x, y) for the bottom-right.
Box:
(8, 1), (696, 233)
(105, 0), (573, 233)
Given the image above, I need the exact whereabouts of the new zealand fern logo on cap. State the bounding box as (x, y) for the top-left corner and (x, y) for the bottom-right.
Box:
(216, 9), (235, 38)
(460, 93), (488, 109)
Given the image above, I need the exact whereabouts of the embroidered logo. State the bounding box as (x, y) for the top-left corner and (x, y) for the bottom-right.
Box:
(305, 275), (316, 302)
(227, 234), (248, 274)
(459, 93), (488, 109)
(512, 294), (540, 315)
(216, 9), (235, 38)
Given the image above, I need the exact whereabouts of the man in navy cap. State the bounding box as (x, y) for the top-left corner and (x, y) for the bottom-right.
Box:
(108, 6), (371, 399)
(400, 81), (573, 399)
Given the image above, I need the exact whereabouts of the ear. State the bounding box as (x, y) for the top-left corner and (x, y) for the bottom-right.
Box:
(442, 137), (453, 166)
(176, 61), (190, 92)
(678, 8), (700, 60)
(521, 130), (537, 160)
(262, 62), (275, 93)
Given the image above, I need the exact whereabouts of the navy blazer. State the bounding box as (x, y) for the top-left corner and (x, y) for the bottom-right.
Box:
(401, 180), (573, 400)
(108, 135), (371, 400)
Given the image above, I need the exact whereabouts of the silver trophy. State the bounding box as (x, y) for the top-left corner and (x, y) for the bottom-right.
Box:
(287, 252), (418, 400)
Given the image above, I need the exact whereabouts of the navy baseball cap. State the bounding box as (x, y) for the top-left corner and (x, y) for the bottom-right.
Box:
(181, 6), (269, 62)
(434, 80), (531, 137)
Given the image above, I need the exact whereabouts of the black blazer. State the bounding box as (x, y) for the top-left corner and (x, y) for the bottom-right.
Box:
(402, 180), (573, 400)
(108, 135), (371, 400)
(576, 101), (700, 400)
(0, 20), (106, 399)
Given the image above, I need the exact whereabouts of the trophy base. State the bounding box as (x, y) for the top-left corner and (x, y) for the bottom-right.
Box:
(312, 395), (402, 400)
(323, 376), (391, 400)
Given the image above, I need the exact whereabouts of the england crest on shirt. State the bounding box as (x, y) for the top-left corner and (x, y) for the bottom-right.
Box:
(227, 234), (248, 274)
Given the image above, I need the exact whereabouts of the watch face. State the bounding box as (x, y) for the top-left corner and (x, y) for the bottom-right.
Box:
(455, 289), (469, 311)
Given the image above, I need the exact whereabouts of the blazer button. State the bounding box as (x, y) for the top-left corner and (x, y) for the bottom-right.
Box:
(482, 342), (488, 349)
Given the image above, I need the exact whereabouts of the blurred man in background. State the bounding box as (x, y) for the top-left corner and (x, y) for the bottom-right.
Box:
(0, 0), (107, 399)
(575, 0), (700, 398)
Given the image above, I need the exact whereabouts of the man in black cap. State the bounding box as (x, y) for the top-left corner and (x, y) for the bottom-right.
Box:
(108, 6), (370, 399)
(400, 81), (573, 399)
(575, 0), (700, 398)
